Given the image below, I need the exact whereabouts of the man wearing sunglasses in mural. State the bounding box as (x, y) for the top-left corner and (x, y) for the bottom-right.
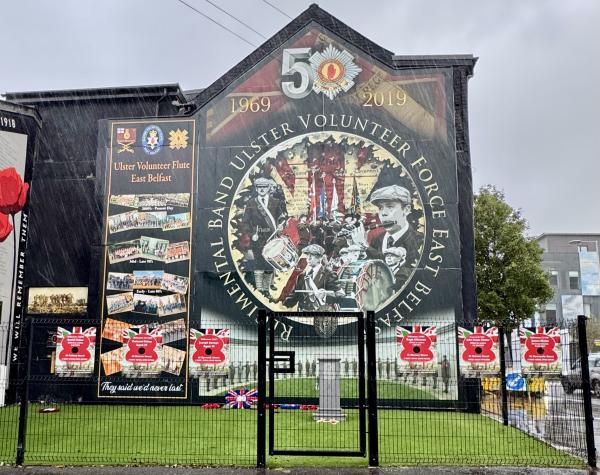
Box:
(240, 177), (288, 296)
(352, 184), (422, 268)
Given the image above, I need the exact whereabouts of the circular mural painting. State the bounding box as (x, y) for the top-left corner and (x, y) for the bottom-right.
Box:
(228, 131), (425, 335)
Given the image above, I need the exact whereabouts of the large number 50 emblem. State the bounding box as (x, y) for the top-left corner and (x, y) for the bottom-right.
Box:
(281, 45), (362, 100)
(281, 48), (314, 99)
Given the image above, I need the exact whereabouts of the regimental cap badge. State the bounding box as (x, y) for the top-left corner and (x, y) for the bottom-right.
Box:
(310, 45), (362, 100)
(142, 125), (164, 155)
(169, 129), (189, 150)
(116, 127), (136, 154)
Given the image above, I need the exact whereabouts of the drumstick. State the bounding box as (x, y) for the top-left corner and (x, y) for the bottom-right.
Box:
(265, 229), (279, 242)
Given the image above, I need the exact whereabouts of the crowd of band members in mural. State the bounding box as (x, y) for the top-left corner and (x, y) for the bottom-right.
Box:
(108, 210), (191, 234)
(106, 291), (187, 317)
(109, 193), (190, 209)
(234, 137), (424, 310)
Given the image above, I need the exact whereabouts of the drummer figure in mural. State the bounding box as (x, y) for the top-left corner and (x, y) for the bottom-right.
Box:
(241, 177), (288, 296)
(283, 244), (344, 311)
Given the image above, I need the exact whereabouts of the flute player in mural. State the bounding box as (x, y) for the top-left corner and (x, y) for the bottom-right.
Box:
(240, 177), (288, 296)
(352, 184), (423, 267)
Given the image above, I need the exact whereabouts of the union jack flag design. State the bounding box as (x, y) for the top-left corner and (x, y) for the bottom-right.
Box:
(396, 325), (437, 343)
(519, 326), (561, 345)
(458, 326), (498, 344)
(57, 326), (97, 343)
(122, 324), (163, 345)
(225, 388), (258, 409)
(190, 328), (230, 345)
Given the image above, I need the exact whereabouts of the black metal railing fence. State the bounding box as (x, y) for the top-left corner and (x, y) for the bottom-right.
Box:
(0, 315), (595, 468)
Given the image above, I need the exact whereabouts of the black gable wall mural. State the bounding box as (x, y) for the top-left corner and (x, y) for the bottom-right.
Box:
(4, 5), (476, 402)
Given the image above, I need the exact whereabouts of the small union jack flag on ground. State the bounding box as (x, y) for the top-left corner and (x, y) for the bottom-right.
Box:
(225, 388), (258, 409)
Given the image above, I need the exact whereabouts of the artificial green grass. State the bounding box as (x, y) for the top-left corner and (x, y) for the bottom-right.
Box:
(249, 377), (437, 400)
(0, 403), (584, 467)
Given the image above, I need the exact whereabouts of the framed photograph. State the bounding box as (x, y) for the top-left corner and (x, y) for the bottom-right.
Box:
(161, 273), (189, 294)
(137, 194), (168, 208)
(106, 291), (134, 315)
(139, 236), (169, 261)
(161, 318), (186, 344)
(107, 210), (137, 234)
(163, 212), (191, 231)
(102, 318), (132, 343)
(132, 293), (160, 316)
(133, 270), (164, 290)
(136, 211), (166, 230)
(107, 272), (134, 291)
(101, 348), (122, 376)
(108, 239), (141, 264)
(158, 293), (186, 317)
(165, 193), (190, 208)
(162, 346), (186, 376)
(28, 287), (88, 315)
(165, 241), (190, 263)
(109, 194), (138, 209)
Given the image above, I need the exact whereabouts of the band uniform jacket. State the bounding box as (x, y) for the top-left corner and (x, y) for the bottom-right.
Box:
(366, 225), (422, 266)
(242, 196), (287, 269)
(283, 265), (342, 311)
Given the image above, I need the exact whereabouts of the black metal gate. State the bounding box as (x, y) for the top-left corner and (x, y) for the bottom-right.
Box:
(257, 310), (378, 465)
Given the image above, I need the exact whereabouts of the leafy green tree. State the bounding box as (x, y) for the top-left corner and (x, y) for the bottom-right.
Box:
(474, 185), (553, 330)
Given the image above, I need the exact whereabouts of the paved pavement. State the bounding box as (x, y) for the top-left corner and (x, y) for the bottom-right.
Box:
(0, 468), (594, 475)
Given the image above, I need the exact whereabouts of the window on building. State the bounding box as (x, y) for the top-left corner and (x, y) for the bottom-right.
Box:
(569, 271), (580, 290)
(584, 303), (591, 317)
(549, 270), (558, 286)
(545, 304), (557, 325)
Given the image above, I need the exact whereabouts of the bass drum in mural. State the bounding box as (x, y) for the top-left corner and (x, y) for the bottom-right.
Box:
(228, 130), (425, 336)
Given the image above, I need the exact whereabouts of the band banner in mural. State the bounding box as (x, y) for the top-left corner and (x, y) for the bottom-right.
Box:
(196, 25), (463, 350)
(98, 119), (195, 398)
(519, 326), (562, 375)
(458, 326), (499, 376)
(396, 325), (437, 373)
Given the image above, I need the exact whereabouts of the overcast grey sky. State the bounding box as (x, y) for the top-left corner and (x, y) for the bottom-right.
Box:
(1, 0), (598, 236)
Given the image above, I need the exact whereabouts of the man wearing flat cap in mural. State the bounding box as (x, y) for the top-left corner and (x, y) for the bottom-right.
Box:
(283, 244), (344, 312)
(384, 246), (412, 290)
(241, 177), (288, 296)
(353, 184), (422, 267)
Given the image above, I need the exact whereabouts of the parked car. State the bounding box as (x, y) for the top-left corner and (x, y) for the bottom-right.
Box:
(561, 353), (600, 394)
(590, 365), (600, 396)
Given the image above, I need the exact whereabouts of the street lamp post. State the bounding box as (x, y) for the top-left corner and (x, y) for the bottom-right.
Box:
(568, 239), (599, 252)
